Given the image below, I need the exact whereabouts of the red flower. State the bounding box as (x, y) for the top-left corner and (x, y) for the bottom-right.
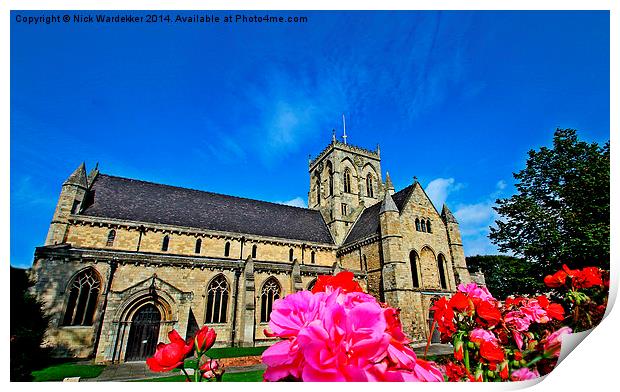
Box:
(475, 300), (501, 327)
(479, 341), (505, 363)
(431, 297), (456, 339)
(536, 295), (549, 308)
(311, 271), (363, 294)
(544, 270), (567, 288)
(513, 350), (523, 361)
(574, 267), (603, 289)
(546, 303), (565, 321)
(146, 330), (194, 372)
(444, 362), (467, 382)
(194, 326), (217, 353)
(384, 307), (408, 343)
(449, 292), (474, 314)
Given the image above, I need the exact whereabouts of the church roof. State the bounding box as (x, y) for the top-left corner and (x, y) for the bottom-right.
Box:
(343, 185), (413, 245)
(79, 174), (334, 245)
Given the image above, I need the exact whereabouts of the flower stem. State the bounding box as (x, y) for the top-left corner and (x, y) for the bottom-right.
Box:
(195, 355), (200, 382)
(181, 367), (191, 382)
(463, 341), (470, 373)
(525, 355), (544, 368)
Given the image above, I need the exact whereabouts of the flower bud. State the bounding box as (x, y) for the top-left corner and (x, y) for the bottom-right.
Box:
(454, 340), (464, 361)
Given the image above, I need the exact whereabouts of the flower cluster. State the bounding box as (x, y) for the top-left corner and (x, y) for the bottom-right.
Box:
(544, 264), (608, 332)
(433, 264), (608, 382)
(146, 325), (224, 382)
(261, 271), (443, 382)
(432, 282), (571, 382)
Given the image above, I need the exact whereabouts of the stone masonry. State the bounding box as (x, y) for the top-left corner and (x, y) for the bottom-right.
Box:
(30, 135), (473, 363)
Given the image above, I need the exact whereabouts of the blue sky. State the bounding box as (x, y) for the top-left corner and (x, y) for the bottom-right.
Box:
(10, 10), (609, 268)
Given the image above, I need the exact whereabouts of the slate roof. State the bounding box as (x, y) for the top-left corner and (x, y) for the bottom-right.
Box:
(80, 174), (334, 244)
(343, 185), (414, 245)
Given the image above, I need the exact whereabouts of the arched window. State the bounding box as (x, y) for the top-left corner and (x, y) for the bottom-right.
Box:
(260, 278), (281, 323)
(106, 229), (116, 247)
(438, 255), (447, 290)
(205, 275), (229, 324)
(410, 251), (420, 288)
(344, 169), (352, 193)
(224, 241), (231, 257)
(162, 235), (169, 251)
(289, 248), (294, 262)
(415, 219), (421, 231)
(63, 269), (101, 326)
(366, 174), (374, 197)
(421, 219), (427, 232)
(315, 179), (321, 205)
(327, 162), (334, 196)
(195, 238), (202, 254)
(311, 251), (316, 264)
(426, 220), (432, 233)
(252, 244), (257, 259)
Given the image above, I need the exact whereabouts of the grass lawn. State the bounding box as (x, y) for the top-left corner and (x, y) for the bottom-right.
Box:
(205, 346), (269, 358)
(31, 361), (106, 382)
(135, 369), (264, 382)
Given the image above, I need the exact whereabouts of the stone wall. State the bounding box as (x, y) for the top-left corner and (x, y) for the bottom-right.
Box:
(32, 245), (338, 363)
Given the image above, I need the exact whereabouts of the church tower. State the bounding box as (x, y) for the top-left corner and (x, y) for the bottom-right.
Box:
(308, 130), (383, 244)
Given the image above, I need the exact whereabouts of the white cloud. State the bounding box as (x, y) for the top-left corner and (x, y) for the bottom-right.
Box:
(454, 202), (497, 226)
(445, 179), (509, 256)
(425, 177), (463, 209)
(275, 197), (307, 208)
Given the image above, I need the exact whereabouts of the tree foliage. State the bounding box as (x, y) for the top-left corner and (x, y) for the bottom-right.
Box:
(489, 129), (609, 271)
(10, 267), (51, 381)
(466, 255), (544, 298)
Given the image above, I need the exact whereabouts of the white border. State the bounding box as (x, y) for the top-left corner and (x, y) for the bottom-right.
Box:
(3, 1), (617, 391)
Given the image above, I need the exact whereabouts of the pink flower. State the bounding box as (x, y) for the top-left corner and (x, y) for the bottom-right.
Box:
(267, 290), (327, 338)
(504, 311), (531, 332)
(457, 283), (495, 302)
(543, 326), (572, 357)
(469, 328), (498, 345)
(521, 299), (549, 323)
(511, 367), (540, 381)
(262, 287), (443, 382)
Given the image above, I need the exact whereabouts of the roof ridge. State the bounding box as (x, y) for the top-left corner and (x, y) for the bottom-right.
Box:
(97, 173), (316, 214)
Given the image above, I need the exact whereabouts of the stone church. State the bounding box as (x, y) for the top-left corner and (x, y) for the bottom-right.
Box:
(31, 134), (476, 363)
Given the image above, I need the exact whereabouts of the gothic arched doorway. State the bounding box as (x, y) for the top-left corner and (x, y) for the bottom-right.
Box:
(125, 304), (161, 361)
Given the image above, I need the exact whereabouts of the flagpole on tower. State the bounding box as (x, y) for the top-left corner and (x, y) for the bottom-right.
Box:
(342, 113), (348, 145)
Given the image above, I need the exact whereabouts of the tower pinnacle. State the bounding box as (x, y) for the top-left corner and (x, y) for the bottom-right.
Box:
(342, 114), (348, 145)
(385, 171), (395, 195)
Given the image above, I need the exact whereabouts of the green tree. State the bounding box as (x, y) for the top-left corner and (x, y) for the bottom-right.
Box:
(489, 129), (609, 272)
(11, 266), (51, 381)
(466, 255), (544, 299)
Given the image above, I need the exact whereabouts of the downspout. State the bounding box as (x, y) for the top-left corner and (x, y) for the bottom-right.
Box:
(229, 268), (241, 347)
(358, 247), (363, 270)
(92, 259), (118, 360)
